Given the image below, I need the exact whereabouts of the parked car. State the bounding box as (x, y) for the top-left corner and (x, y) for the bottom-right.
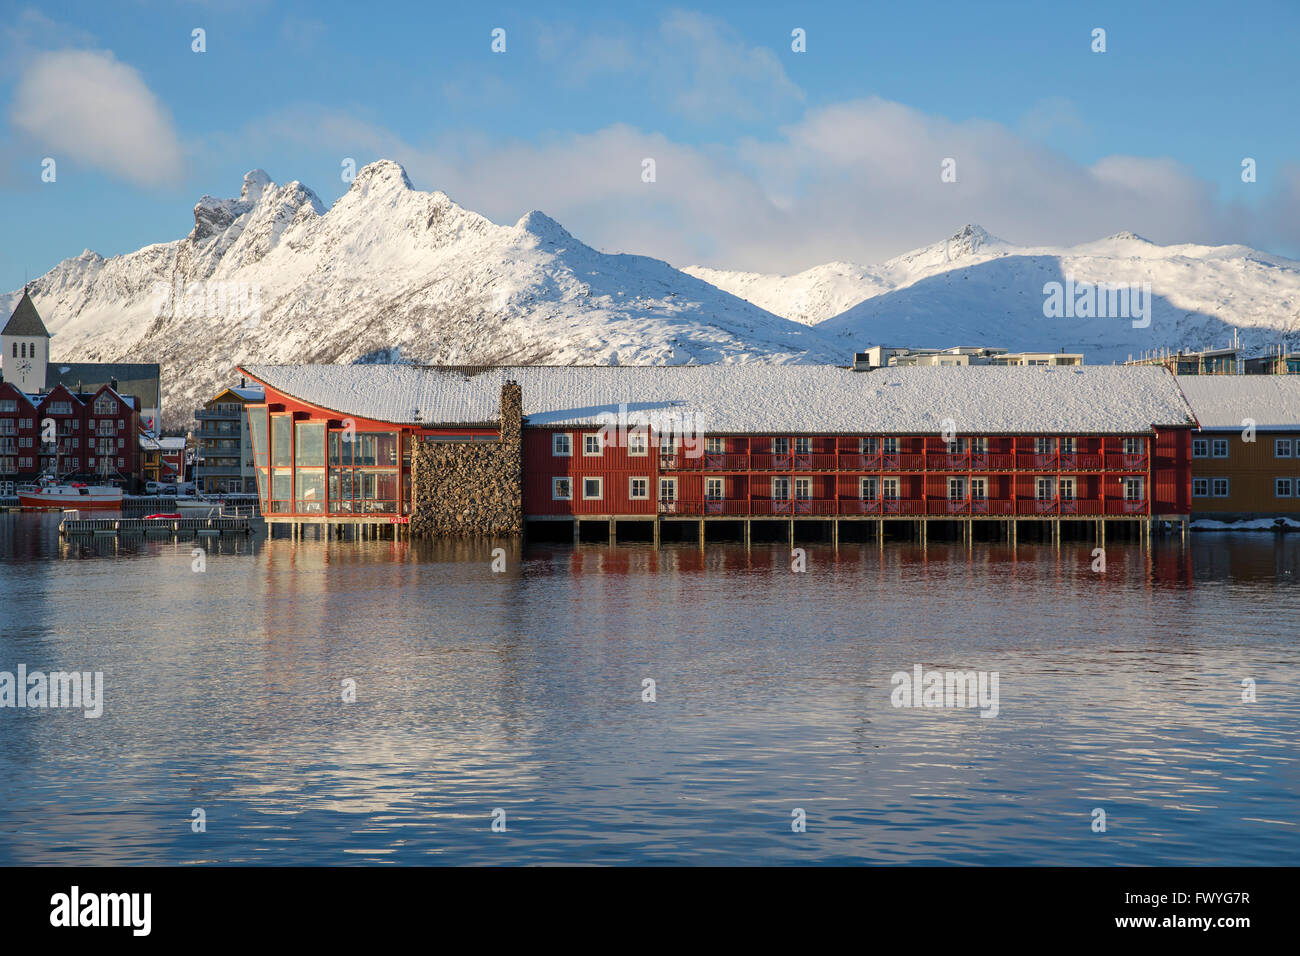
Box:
(145, 481), (165, 495)
(160, 486), (178, 496)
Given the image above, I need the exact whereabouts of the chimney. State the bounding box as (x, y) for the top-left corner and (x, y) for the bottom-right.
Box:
(110, 376), (119, 391)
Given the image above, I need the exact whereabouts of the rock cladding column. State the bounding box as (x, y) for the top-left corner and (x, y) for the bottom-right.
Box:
(409, 379), (523, 536)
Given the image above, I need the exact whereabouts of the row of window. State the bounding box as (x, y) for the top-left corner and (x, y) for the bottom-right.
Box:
(550, 476), (1148, 502)
(0, 417), (123, 431)
(10, 341), (40, 358)
(0, 456), (122, 473)
(1192, 477), (1300, 498)
(1193, 437), (1300, 459)
(551, 433), (1146, 457)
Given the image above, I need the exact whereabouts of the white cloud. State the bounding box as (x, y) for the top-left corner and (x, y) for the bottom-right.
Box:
(9, 48), (184, 186)
(534, 11), (803, 123)
(233, 96), (1298, 273)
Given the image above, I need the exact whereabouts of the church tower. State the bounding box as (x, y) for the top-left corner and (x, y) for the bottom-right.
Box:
(2, 287), (51, 394)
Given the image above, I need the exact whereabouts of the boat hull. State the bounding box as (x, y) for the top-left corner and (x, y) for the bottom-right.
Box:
(19, 489), (124, 511)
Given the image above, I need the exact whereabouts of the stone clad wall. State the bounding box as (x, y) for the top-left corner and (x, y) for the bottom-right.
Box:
(409, 381), (523, 536)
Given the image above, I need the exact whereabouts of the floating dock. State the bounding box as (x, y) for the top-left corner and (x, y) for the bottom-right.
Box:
(59, 514), (253, 537)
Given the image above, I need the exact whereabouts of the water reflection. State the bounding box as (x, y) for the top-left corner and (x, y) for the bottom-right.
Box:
(0, 513), (1297, 865)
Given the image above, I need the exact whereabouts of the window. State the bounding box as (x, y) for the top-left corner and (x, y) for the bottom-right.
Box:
(794, 477), (811, 500)
(552, 477), (572, 500)
(117, 437), (124, 449)
(1124, 477), (1146, 501)
(628, 431), (648, 456)
(882, 438), (899, 454)
(882, 477), (899, 499)
(0, 400), (15, 412)
(705, 478), (724, 500)
(271, 415), (293, 467)
(860, 437), (879, 455)
(1192, 438), (1208, 458)
(1276, 478), (1294, 498)
(947, 477), (966, 499)
(1211, 439), (1229, 458)
(583, 434), (602, 456)
(94, 395), (116, 415)
(946, 436), (967, 452)
(1035, 438), (1053, 454)
(20, 343), (26, 359)
(630, 477), (649, 499)
(1192, 478), (1209, 497)
(705, 437), (724, 455)
(1211, 478), (1229, 498)
(1036, 477), (1054, 500)
(1122, 437), (1142, 455)
(772, 476), (790, 499)
(1058, 477), (1075, 500)
(970, 477), (987, 500)
(1275, 439), (1293, 458)
(659, 433), (677, 453)
(582, 477), (603, 500)
(772, 437), (789, 455)
(552, 433), (572, 456)
(860, 477), (877, 499)
(971, 438), (988, 454)
(793, 437), (811, 455)
(1060, 438), (1076, 455)
(658, 478), (676, 503)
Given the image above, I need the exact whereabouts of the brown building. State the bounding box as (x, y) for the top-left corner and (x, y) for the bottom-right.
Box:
(1178, 376), (1300, 518)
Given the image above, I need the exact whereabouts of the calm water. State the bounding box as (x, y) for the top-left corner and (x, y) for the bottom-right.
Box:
(0, 513), (1297, 865)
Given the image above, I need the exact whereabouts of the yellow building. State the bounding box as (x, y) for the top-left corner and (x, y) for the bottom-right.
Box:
(1178, 377), (1300, 518)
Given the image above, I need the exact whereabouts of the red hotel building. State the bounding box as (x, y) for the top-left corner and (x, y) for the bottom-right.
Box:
(237, 364), (1196, 543)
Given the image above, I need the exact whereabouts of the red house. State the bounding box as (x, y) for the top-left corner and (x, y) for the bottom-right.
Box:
(0, 380), (142, 489)
(237, 364), (1196, 542)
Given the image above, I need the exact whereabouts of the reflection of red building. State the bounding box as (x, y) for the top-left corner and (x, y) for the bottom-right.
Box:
(237, 364), (1195, 534)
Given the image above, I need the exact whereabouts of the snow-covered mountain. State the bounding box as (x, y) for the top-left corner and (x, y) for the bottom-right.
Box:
(688, 225), (1300, 360)
(5, 161), (837, 427)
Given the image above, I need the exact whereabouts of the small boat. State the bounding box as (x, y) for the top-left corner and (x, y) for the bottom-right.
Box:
(143, 513), (182, 520)
(173, 496), (221, 515)
(19, 481), (124, 511)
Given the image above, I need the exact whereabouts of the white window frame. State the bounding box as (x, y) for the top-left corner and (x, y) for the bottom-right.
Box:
(1192, 438), (1208, 458)
(1035, 438), (1053, 454)
(1059, 437), (1077, 454)
(582, 477), (603, 500)
(970, 437), (988, 454)
(1125, 477), (1146, 501)
(772, 476), (790, 499)
(658, 478), (677, 502)
(551, 477), (572, 500)
(772, 437), (790, 455)
(1058, 477), (1076, 501)
(1211, 439), (1229, 458)
(583, 434), (603, 457)
(1275, 439), (1293, 458)
(1192, 477), (1209, 498)
(1275, 478), (1294, 498)
(793, 437), (811, 455)
(1036, 477), (1054, 500)
(882, 477), (899, 499)
(860, 477), (877, 499)
(947, 477), (966, 500)
(793, 477), (812, 500)
(1121, 437), (1142, 455)
(628, 431), (648, 456)
(860, 437), (879, 454)
(705, 437), (725, 455)
(970, 477), (987, 500)
(882, 437), (899, 454)
(705, 478), (724, 500)
(552, 433), (572, 457)
(629, 477), (649, 500)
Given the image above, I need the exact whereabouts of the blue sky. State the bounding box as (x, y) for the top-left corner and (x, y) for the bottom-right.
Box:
(2, 0), (1299, 291)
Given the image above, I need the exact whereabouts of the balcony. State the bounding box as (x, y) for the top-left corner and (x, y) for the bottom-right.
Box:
(653, 497), (1149, 517)
(660, 450), (1139, 473)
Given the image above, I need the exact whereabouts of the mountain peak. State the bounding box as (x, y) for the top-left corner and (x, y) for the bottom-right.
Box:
(946, 224), (999, 255)
(515, 210), (574, 245)
(350, 159), (413, 193)
(240, 169), (273, 203)
(1104, 230), (1151, 243)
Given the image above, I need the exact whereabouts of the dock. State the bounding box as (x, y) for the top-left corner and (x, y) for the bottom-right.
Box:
(59, 514), (253, 537)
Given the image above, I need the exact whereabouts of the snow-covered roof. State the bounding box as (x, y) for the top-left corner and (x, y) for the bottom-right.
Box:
(1176, 375), (1300, 430)
(241, 364), (1196, 434)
